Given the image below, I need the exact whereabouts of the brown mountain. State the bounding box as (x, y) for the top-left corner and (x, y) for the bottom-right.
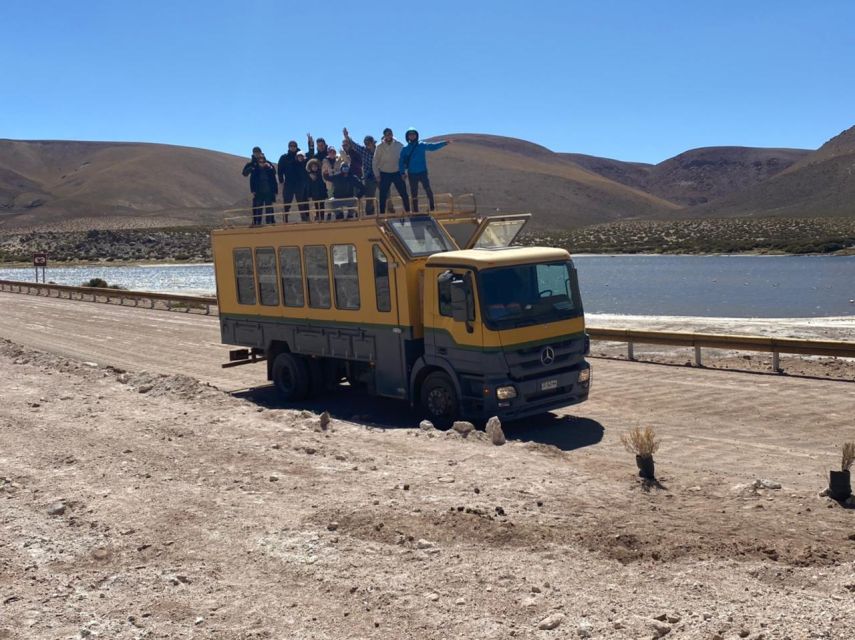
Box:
(559, 153), (652, 192)
(423, 134), (679, 228)
(564, 147), (809, 207)
(679, 126), (855, 218)
(0, 139), (248, 231)
(1, 129), (851, 233)
(0, 136), (679, 232)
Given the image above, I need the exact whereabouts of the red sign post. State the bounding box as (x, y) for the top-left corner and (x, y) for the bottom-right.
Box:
(33, 253), (47, 282)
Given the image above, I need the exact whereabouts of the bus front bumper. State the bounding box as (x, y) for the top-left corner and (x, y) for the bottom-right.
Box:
(473, 363), (592, 422)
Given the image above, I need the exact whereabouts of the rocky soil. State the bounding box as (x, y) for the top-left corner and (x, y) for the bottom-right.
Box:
(525, 217), (855, 255)
(0, 229), (212, 264)
(1, 339), (854, 639)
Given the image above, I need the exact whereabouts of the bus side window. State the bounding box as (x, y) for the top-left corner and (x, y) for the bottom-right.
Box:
(255, 247), (279, 306)
(278, 246), (304, 307)
(372, 245), (391, 312)
(234, 248), (256, 305)
(332, 244), (360, 310)
(304, 245), (331, 309)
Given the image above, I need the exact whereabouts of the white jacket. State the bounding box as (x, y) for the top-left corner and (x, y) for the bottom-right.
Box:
(372, 139), (403, 175)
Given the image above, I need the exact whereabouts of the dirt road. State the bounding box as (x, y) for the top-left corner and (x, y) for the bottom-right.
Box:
(1, 292), (854, 639)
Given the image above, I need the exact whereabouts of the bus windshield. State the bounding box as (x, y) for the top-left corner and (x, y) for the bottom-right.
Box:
(478, 261), (583, 329)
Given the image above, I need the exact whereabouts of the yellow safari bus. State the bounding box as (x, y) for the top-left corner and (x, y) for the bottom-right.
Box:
(211, 195), (591, 425)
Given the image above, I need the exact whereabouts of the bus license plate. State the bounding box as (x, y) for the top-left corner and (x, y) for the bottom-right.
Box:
(540, 379), (558, 391)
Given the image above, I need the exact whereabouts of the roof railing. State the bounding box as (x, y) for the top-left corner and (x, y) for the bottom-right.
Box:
(221, 193), (478, 229)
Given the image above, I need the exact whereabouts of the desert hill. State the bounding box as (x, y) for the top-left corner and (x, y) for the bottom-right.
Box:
(677, 126), (855, 218)
(0, 136), (681, 232)
(1, 128), (852, 233)
(0, 140), (248, 230)
(424, 134), (679, 228)
(564, 147), (809, 207)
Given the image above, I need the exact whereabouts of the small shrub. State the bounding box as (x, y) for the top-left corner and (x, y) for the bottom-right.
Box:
(620, 426), (660, 458)
(842, 442), (855, 472)
(82, 278), (126, 290)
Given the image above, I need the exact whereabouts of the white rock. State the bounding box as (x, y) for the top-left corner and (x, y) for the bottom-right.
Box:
(650, 620), (671, 638)
(485, 416), (506, 446)
(452, 421), (475, 438)
(419, 420), (435, 431)
(416, 539), (434, 549)
(577, 619), (592, 637)
(753, 479), (781, 490)
(538, 613), (565, 630)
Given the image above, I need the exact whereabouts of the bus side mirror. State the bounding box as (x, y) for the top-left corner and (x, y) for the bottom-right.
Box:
(450, 280), (469, 322)
(450, 279), (475, 333)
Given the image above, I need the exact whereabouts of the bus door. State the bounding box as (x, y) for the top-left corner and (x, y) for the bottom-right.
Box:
(371, 242), (408, 399)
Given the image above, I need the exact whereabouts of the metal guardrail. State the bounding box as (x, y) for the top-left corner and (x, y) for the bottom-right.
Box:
(0, 279), (218, 315)
(2, 279), (853, 370)
(586, 327), (855, 371)
(221, 193), (478, 228)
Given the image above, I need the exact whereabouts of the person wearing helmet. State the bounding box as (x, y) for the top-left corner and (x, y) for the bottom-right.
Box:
(372, 127), (410, 214)
(399, 128), (452, 212)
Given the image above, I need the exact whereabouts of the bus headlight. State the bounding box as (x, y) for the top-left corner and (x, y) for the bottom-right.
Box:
(496, 385), (517, 400)
(578, 367), (591, 385)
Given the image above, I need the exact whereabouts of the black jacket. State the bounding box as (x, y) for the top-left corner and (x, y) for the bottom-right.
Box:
(242, 160), (278, 196)
(305, 174), (328, 200)
(329, 173), (365, 199)
(277, 145), (313, 190)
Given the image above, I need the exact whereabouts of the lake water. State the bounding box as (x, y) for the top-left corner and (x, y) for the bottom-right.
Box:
(2, 255), (854, 318)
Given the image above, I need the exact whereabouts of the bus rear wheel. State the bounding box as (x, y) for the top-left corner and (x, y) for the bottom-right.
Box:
(272, 353), (310, 402)
(420, 371), (459, 428)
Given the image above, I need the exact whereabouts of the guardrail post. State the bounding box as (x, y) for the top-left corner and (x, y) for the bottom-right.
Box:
(772, 350), (781, 373)
(694, 345), (703, 367)
(627, 341), (635, 361)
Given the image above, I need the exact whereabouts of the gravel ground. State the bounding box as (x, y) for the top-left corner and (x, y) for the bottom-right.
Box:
(1, 336), (854, 640)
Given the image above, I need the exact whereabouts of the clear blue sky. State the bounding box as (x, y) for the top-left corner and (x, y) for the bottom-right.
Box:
(2, 1), (853, 164)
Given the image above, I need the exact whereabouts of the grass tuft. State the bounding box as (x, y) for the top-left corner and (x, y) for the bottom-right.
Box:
(842, 442), (855, 472)
(620, 426), (660, 458)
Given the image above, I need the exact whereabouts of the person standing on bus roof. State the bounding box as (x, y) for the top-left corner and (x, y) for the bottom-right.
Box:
(400, 128), (451, 212)
(241, 147), (278, 225)
(304, 158), (328, 220)
(343, 128), (378, 214)
(277, 134), (313, 223)
(372, 128), (410, 215)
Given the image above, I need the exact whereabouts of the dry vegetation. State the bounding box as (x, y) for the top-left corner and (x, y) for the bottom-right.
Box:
(523, 216), (855, 255)
(619, 426), (661, 458)
(842, 442), (855, 472)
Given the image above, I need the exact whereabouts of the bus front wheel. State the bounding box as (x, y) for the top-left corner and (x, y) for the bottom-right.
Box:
(272, 353), (310, 402)
(420, 371), (459, 428)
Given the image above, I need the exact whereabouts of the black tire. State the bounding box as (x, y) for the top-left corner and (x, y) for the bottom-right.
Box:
(272, 353), (310, 401)
(420, 371), (459, 428)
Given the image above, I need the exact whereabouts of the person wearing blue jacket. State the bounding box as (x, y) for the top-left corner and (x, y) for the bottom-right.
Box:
(399, 128), (452, 212)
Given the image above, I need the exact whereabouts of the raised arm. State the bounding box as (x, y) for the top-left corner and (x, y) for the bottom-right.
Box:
(343, 127), (365, 154)
(424, 140), (449, 152)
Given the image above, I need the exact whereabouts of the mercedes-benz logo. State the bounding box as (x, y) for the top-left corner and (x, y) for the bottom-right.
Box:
(540, 346), (555, 366)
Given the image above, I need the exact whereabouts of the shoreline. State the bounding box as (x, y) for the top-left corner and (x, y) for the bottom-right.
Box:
(3, 249), (855, 269)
